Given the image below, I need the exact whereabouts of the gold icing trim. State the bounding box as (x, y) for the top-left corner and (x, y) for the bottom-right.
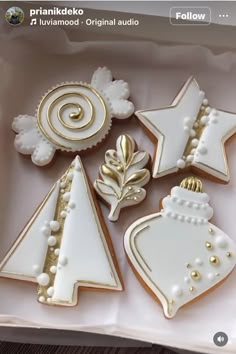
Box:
(180, 177), (203, 192)
(37, 83), (108, 148)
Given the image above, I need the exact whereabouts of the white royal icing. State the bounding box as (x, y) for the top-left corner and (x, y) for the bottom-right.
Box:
(124, 185), (236, 318)
(94, 134), (150, 221)
(12, 67), (134, 166)
(136, 77), (236, 182)
(0, 156), (123, 305)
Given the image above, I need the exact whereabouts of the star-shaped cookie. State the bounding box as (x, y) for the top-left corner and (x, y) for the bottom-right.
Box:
(136, 77), (236, 183)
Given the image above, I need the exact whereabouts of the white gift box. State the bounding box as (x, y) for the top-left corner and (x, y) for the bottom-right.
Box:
(0, 2), (236, 353)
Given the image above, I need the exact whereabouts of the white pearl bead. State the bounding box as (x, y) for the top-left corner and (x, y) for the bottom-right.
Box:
(191, 139), (199, 147)
(193, 122), (199, 128)
(199, 91), (205, 98)
(200, 116), (209, 125)
(60, 211), (67, 218)
(190, 129), (196, 137)
(37, 273), (50, 286)
(60, 181), (66, 188)
(50, 266), (57, 274)
(54, 248), (60, 256)
(68, 201), (76, 209)
(67, 172), (74, 180)
(58, 255), (68, 266)
(203, 98), (208, 106)
(32, 264), (40, 275)
(184, 117), (192, 126)
(176, 159), (185, 169)
(195, 258), (203, 265)
(198, 146), (207, 155)
(41, 226), (50, 236)
(63, 192), (71, 202)
(208, 273), (215, 281)
(38, 296), (45, 303)
(172, 285), (183, 297)
(47, 287), (54, 297)
(215, 236), (227, 248)
(184, 126), (190, 133)
(49, 220), (60, 232)
(184, 276), (191, 284)
(205, 107), (211, 114)
(47, 236), (57, 246)
(186, 155), (194, 163)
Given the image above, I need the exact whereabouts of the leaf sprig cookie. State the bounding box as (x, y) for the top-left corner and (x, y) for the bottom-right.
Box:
(94, 134), (150, 221)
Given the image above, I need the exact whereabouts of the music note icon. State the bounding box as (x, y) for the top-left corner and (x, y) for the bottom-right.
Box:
(30, 18), (37, 26)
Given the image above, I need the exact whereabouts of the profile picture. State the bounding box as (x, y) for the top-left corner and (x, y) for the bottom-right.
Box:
(5, 6), (24, 25)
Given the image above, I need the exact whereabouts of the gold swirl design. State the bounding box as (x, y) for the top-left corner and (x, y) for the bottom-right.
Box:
(37, 83), (108, 148)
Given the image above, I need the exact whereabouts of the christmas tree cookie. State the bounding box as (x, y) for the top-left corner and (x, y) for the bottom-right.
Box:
(124, 177), (236, 318)
(0, 156), (123, 305)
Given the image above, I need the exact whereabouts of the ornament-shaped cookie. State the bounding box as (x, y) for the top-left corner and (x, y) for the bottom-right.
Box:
(0, 156), (123, 306)
(94, 134), (150, 221)
(124, 177), (236, 318)
(12, 67), (134, 166)
(136, 77), (236, 182)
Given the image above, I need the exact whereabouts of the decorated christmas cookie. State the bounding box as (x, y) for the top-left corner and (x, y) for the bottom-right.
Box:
(94, 134), (150, 221)
(0, 156), (123, 306)
(12, 67), (134, 166)
(136, 77), (236, 182)
(124, 176), (236, 318)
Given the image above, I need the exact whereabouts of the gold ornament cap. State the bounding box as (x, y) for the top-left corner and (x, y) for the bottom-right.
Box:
(180, 176), (203, 193)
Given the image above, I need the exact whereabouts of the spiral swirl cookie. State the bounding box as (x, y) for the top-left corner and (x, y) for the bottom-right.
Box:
(12, 67), (134, 166)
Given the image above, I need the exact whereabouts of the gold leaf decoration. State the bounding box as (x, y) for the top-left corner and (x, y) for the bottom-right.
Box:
(101, 164), (120, 186)
(119, 134), (135, 165)
(125, 170), (150, 186)
(94, 135), (151, 221)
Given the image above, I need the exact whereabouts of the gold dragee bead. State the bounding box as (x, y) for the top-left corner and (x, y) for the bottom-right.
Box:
(205, 241), (213, 250)
(191, 270), (201, 281)
(209, 256), (220, 266)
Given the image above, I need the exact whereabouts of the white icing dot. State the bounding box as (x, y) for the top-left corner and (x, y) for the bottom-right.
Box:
(39, 296), (45, 303)
(184, 117), (192, 127)
(199, 91), (205, 98)
(60, 210), (67, 218)
(195, 258), (203, 265)
(203, 98), (208, 106)
(68, 201), (76, 209)
(185, 201), (192, 207)
(41, 226), (50, 236)
(185, 216), (191, 223)
(50, 266), (57, 274)
(67, 172), (74, 180)
(201, 204), (208, 210)
(177, 199), (184, 205)
(191, 139), (199, 147)
(200, 116), (209, 125)
(211, 109), (218, 116)
(58, 255), (68, 266)
(54, 248), (60, 256)
(33, 264), (40, 275)
(60, 181), (66, 188)
(190, 129), (196, 137)
(186, 155), (194, 163)
(49, 220), (60, 232)
(211, 117), (218, 124)
(37, 273), (50, 286)
(208, 273), (215, 281)
(172, 285), (183, 297)
(191, 148), (196, 155)
(198, 146), (207, 155)
(47, 236), (57, 246)
(166, 210), (172, 217)
(178, 215), (184, 221)
(193, 122), (199, 128)
(193, 203), (200, 209)
(63, 192), (71, 202)
(171, 213), (177, 219)
(184, 276), (191, 284)
(203, 219), (208, 224)
(176, 159), (185, 169)
(215, 236), (227, 249)
(191, 218), (197, 225)
(184, 126), (190, 133)
(47, 287), (54, 297)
